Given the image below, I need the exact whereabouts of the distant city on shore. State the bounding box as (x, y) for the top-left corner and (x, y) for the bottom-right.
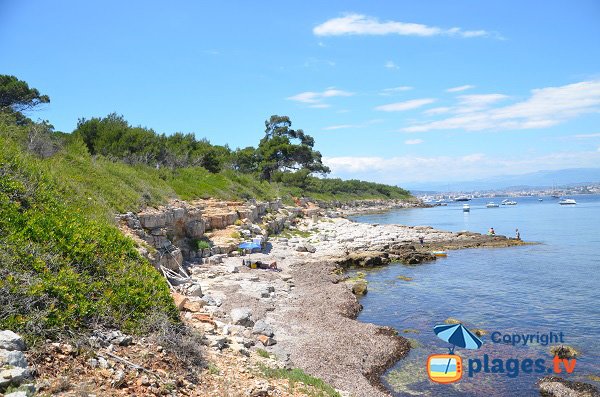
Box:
(414, 182), (600, 200)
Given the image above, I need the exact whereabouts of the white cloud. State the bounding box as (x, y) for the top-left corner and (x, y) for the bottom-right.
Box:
(376, 98), (436, 112)
(324, 150), (600, 184)
(423, 106), (451, 115)
(446, 84), (475, 92)
(287, 88), (354, 108)
(405, 139), (424, 145)
(384, 60), (399, 69)
(313, 14), (493, 38)
(573, 133), (600, 139)
(455, 93), (509, 113)
(323, 119), (383, 131)
(380, 86), (413, 96)
(404, 80), (600, 132)
(323, 124), (356, 130)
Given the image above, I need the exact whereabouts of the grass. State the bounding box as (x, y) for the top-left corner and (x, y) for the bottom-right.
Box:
(279, 228), (313, 239)
(0, 126), (177, 343)
(256, 348), (271, 358)
(259, 365), (341, 397)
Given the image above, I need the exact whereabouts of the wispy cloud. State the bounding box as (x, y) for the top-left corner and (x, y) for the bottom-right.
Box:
(313, 14), (493, 38)
(424, 106), (451, 115)
(446, 84), (475, 93)
(384, 60), (399, 69)
(376, 98), (436, 112)
(287, 88), (354, 108)
(323, 124), (356, 130)
(404, 80), (600, 132)
(380, 86), (413, 96)
(324, 150), (600, 184)
(303, 57), (336, 68)
(405, 139), (424, 145)
(573, 133), (600, 139)
(455, 93), (509, 113)
(323, 119), (384, 131)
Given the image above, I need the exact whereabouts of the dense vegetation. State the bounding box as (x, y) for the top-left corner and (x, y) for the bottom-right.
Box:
(0, 115), (177, 341)
(0, 75), (411, 341)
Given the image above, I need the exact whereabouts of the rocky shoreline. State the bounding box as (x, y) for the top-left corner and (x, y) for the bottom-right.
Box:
(124, 198), (526, 397)
(6, 196), (595, 396)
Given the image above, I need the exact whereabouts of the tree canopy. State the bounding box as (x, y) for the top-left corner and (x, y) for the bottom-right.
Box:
(0, 75), (50, 114)
(257, 115), (330, 180)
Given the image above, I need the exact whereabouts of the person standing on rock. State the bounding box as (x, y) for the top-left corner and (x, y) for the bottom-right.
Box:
(488, 227), (495, 236)
(515, 228), (520, 240)
(419, 236), (424, 247)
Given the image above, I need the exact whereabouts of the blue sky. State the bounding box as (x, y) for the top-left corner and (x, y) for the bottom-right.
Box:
(1, 1), (599, 187)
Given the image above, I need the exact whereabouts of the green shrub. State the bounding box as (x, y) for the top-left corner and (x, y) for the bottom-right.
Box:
(0, 136), (177, 343)
(196, 239), (211, 250)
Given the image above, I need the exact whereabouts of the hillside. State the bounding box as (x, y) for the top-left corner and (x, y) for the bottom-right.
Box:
(0, 75), (412, 341)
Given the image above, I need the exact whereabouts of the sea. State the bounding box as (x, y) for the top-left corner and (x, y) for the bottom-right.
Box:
(350, 194), (600, 396)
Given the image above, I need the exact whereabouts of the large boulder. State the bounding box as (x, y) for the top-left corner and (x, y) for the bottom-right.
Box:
(0, 350), (27, 368)
(185, 220), (205, 239)
(252, 320), (274, 337)
(138, 212), (166, 229)
(231, 308), (254, 327)
(0, 330), (25, 351)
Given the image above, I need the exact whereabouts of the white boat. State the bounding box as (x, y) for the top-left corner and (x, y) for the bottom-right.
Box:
(463, 204), (470, 212)
(558, 198), (577, 205)
(538, 198), (543, 201)
(501, 199), (517, 205)
(486, 202), (499, 208)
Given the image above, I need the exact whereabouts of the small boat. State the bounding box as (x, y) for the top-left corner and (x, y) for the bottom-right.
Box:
(463, 204), (470, 212)
(486, 202), (499, 208)
(501, 199), (517, 205)
(559, 198), (577, 205)
(455, 196), (471, 202)
(538, 198), (543, 201)
(432, 251), (447, 257)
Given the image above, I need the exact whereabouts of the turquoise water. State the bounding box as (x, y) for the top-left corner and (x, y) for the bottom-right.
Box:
(351, 195), (600, 396)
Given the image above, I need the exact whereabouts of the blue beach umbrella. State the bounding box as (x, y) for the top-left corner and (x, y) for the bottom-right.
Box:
(238, 241), (261, 263)
(433, 323), (483, 374)
(238, 241), (261, 251)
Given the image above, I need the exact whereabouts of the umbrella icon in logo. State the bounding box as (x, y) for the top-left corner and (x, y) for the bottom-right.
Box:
(433, 323), (483, 376)
(434, 323), (483, 353)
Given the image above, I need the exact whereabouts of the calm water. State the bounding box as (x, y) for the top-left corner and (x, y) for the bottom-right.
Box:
(351, 195), (600, 396)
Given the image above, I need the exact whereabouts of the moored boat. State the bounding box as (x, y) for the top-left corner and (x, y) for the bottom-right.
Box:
(486, 202), (499, 208)
(463, 204), (470, 212)
(558, 198), (577, 205)
(432, 251), (447, 257)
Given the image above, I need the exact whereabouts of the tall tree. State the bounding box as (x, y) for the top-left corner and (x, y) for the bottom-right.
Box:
(0, 75), (50, 114)
(257, 115), (330, 180)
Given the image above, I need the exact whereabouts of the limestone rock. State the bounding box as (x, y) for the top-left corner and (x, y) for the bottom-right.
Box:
(231, 308), (253, 327)
(0, 349), (27, 368)
(0, 367), (30, 389)
(172, 292), (189, 311)
(0, 330), (25, 351)
(186, 283), (203, 297)
(252, 320), (274, 337)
